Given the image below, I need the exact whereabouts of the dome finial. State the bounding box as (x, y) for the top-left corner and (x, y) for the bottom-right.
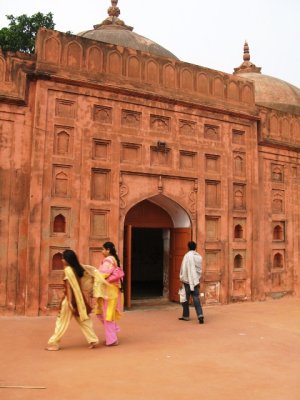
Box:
(233, 41), (261, 74)
(243, 40), (250, 62)
(93, 0), (133, 31)
(108, 0), (120, 18)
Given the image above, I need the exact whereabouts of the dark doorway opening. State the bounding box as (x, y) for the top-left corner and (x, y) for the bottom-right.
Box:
(131, 228), (164, 299)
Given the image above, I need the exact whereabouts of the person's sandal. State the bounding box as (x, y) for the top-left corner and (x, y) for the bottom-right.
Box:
(88, 342), (98, 349)
(106, 341), (118, 346)
(45, 345), (60, 351)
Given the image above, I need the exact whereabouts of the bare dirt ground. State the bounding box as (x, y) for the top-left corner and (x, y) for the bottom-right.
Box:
(0, 297), (299, 400)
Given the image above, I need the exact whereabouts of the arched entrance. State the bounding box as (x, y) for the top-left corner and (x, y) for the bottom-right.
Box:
(123, 195), (192, 308)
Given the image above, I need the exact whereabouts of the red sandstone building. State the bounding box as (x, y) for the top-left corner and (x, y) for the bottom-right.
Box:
(0, 1), (299, 315)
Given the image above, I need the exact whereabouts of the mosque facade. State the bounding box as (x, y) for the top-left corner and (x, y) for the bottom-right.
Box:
(0, 1), (299, 315)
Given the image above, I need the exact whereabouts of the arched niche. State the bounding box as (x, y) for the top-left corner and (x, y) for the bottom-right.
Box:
(228, 81), (239, 101)
(273, 253), (283, 269)
(145, 59), (159, 84)
(234, 254), (243, 269)
(87, 46), (103, 72)
(197, 73), (209, 94)
(163, 63), (176, 88)
(273, 225), (283, 241)
(234, 224), (243, 239)
(53, 214), (66, 233)
(52, 253), (64, 270)
(127, 55), (141, 79)
(108, 50), (122, 75)
(66, 41), (82, 68)
(180, 68), (193, 91)
(44, 36), (60, 64)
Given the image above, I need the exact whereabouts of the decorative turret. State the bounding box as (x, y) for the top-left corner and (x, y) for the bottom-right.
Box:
(233, 41), (261, 74)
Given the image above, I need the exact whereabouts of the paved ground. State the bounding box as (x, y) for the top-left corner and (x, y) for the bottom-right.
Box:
(0, 297), (299, 400)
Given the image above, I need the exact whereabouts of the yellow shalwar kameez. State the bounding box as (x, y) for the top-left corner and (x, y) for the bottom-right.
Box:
(47, 265), (111, 348)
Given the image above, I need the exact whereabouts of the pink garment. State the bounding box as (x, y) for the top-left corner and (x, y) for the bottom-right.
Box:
(97, 301), (120, 345)
(98, 256), (122, 345)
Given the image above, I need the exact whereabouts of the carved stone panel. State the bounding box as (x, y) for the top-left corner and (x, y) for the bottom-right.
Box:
(204, 282), (220, 304)
(150, 146), (171, 167)
(52, 165), (71, 198)
(232, 279), (247, 297)
(205, 250), (221, 272)
(48, 284), (65, 308)
(90, 209), (109, 238)
(53, 125), (74, 156)
(233, 152), (246, 177)
(89, 247), (104, 267)
(205, 216), (220, 241)
(272, 190), (285, 213)
(204, 124), (220, 141)
(179, 150), (196, 170)
(91, 169), (110, 200)
(233, 184), (246, 210)
(179, 119), (196, 136)
(93, 139), (111, 160)
(205, 180), (221, 208)
(121, 110), (141, 129)
(271, 163), (284, 182)
(150, 115), (170, 133)
(205, 154), (220, 173)
(55, 99), (76, 119)
(232, 129), (245, 145)
(121, 143), (142, 164)
(93, 105), (112, 124)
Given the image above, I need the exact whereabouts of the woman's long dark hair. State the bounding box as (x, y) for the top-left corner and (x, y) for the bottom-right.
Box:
(103, 242), (120, 267)
(62, 249), (84, 278)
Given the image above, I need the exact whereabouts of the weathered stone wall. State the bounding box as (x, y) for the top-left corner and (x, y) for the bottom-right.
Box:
(0, 28), (299, 315)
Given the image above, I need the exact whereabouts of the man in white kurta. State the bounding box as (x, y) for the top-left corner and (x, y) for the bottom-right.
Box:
(179, 241), (204, 324)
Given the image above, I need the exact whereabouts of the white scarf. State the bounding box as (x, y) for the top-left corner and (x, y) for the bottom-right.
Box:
(179, 250), (202, 290)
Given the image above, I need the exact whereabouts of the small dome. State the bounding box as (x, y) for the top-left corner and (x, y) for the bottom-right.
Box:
(237, 72), (300, 114)
(77, 1), (178, 60)
(234, 42), (300, 115)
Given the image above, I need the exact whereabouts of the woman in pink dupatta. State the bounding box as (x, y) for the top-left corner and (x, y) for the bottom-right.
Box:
(96, 242), (123, 346)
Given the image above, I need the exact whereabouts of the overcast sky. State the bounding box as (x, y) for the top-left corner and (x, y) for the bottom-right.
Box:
(1, 0), (299, 88)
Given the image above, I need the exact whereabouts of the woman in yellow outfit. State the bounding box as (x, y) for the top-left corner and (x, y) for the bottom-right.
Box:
(46, 250), (100, 351)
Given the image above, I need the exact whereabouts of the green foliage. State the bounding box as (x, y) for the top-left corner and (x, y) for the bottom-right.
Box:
(0, 12), (55, 54)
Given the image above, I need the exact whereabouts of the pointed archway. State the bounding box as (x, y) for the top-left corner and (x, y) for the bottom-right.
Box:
(123, 194), (192, 308)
